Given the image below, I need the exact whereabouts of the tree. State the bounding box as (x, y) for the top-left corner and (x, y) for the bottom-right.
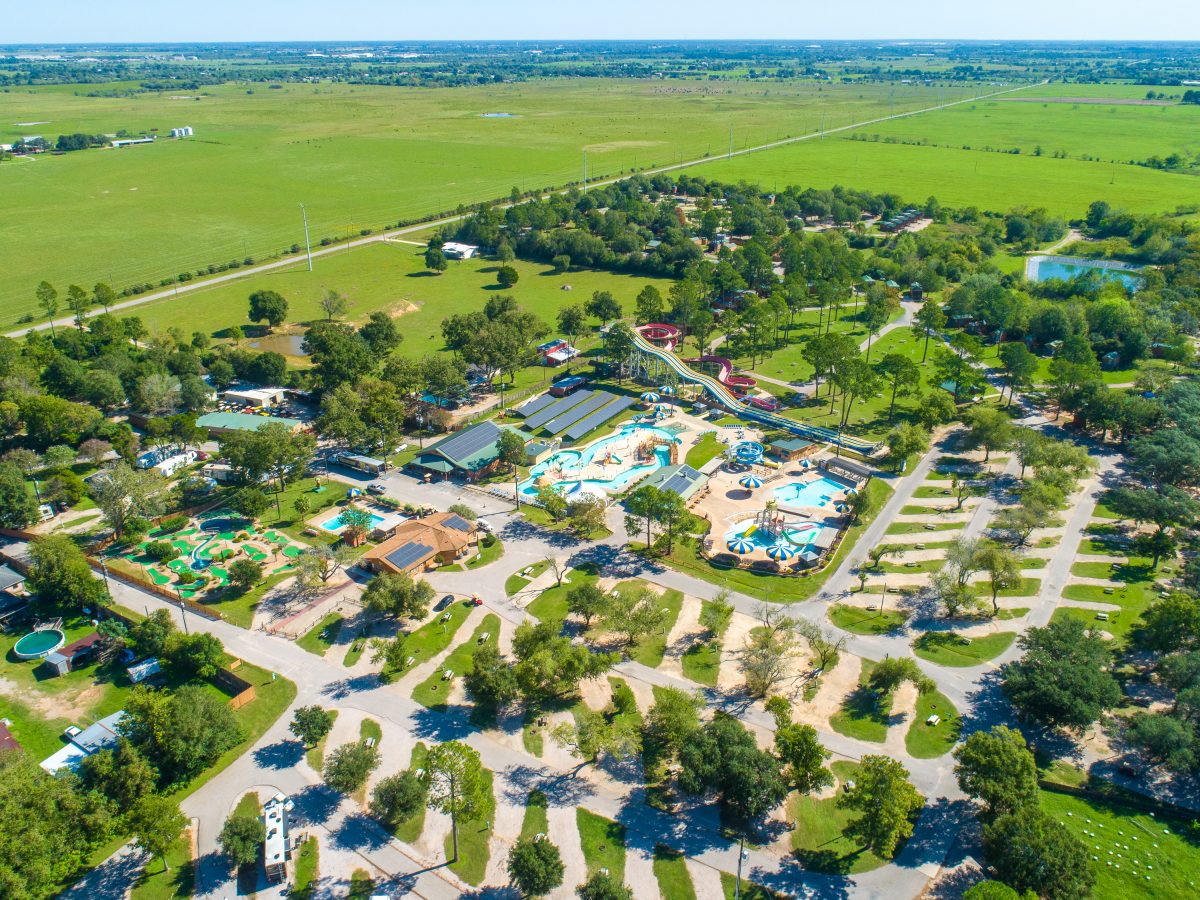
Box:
(585, 290), (622, 326)
(1003, 618), (1121, 733)
(363, 571), (435, 619)
(423, 740), (488, 862)
(567, 496), (606, 536)
(1127, 712), (1195, 771)
(228, 558), (264, 591)
(1137, 593), (1200, 652)
(27, 534), (108, 611)
(247, 290), (288, 330)
(963, 406), (1015, 461)
(36, 281), (59, 337)
(425, 245), (448, 273)
(164, 631), (225, 679)
(794, 618), (846, 670)
(535, 483), (568, 521)
(576, 871), (633, 900)
(566, 582), (609, 628)
(92, 462), (163, 542)
(1134, 528), (1177, 571)
(635, 285), (664, 324)
(323, 741), (381, 794)
(0, 464), (39, 529)
(953, 726), (1038, 820)
(999, 342), (1038, 405)
(962, 882), (1029, 900)
(678, 714), (787, 827)
(982, 809), (1094, 900)
(370, 771), (428, 827)
(290, 705), (335, 747)
(601, 584), (671, 649)
(229, 486), (270, 520)
(508, 837), (565, 897)
(775, 722), (834, 795)
(497, 428), (527, 508)
(644, 686), (703, 763)
(218, 812), (265, 866)
(130, 609), (176, 657)
(551, 706), (640, 767)
(78, 737), (158, 814)
(496, 265), (520, 288)
(868, 657), (934, 696)
(975, 543), (1021, 616)
(740, 605), (799, 698)
(120, 684), (243, 784)
(700, 588), (735, 638)
(876, 353), (920, 421)
(129, 795), (187, 872)
(319, 289), (349, 320)
(837, 755), (923, 858)
(914, 300), (946, 362)
(884, 422), (930, 472)
(551, 254), (571, 274)
(556, 305), (587, 355)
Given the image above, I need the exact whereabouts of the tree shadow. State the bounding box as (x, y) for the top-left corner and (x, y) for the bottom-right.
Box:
(331, 811), (393, 853)
(251, 738), (305, 770)
(65, 846), (150, 899)
(894, 798), (973, 871)
(407, 702), (477, 743)
(320, 673), (380, 699)
(502, 762), (597, 806)
(288, 783), (343, 827)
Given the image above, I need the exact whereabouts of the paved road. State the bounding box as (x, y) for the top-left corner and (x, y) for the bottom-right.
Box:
(7, 82), (1041, 338)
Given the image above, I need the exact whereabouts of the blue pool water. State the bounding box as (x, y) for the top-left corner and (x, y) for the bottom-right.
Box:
(1025, 255), (1142, 291)
(773, 476), (847, 508)
(519, 424), (678, 497)
(724, 521), (823, 549)
(323, 511), (386, 531)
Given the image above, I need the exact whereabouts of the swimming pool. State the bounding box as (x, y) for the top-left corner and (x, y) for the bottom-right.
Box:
(724, 520), (823, 549)
(519, 424), (678, 497)
(773, 476), (848, 509)
(1025, 255), (1142, 291)
(323, 511), (386, 531)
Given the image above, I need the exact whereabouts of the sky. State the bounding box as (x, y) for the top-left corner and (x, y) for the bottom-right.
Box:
(7, 1), (1200, 44)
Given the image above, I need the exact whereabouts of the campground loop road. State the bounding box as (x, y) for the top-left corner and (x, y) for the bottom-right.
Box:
(6, 81), (1043, 339)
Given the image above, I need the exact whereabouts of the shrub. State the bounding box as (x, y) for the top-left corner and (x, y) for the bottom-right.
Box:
(176, 570), (197, 585)
(159, 515), (188, 533)
(145, 540), (179, 562)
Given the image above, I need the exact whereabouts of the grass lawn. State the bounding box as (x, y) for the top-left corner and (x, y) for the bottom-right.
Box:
(520, 790), (550, 842)
(788, 761), (913, 874)
(905, 689), (961, 758)
(391, 743), (428, 845)
(577, 808), (627, 882)
(653, 845), (697, 900)
(1055, 581), (1157, 647)
(296, 613), (343, 656)
(199, 570), (291, 630)
(651, 481), (893, 604)
(972, 576), (1041, 599)
(447, 768), (495, 886)
(395, 600), (473, 669)
(291, 836), (319, 900)
(912, 631), (1016, 666)
(343, 625), (371, 667)
(465, 538), (504, 569)
(1040, 787), (1200, 900)
(411, 614), (500, 710)
(623, 583), (683, 668)
(874, 558), (944, 575)
(526, 564), (599, 625)
(684, 432), (723, 468)
(505, 559), (551, 596)
(305, 710), (339, 772)
(828, 603), (908, 635)
(1071, 559), (1155, 581)
(256, 477), (344, 544)
(900, 504), (954, 516)
(829, 660), (890, 743)
(885, 521), (963, 535)
(681, 635), (721, 687)
(720, 872), (786, 899)
(522, 710), (545, 757)
(128, 828), (195, 900)
(348, 870), (376, 900)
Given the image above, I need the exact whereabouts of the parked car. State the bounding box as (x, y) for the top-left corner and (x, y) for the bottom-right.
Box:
(366, 483), (387, 496)
(434, 594), (455, 611)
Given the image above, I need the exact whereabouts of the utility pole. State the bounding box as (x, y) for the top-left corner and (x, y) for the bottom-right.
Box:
(735, 834), (746, 900)
(728, 125), (733, 160)
(300, 203), (313, 272)
(583, 149), (588, 189)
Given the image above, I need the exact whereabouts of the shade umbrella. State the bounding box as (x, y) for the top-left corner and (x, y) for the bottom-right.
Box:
(727, 537), (755, 554)
(641, 392), (660, 403)
(658, 384), (676, 396)
(739, 474), (763, 489)
(767, 543), (798, 560)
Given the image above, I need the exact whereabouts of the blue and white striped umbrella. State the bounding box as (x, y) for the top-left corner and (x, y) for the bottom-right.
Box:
(767, 543), (798, 560)
(727, 537), (755, 554)
(739, 474), (763, 489)
(641, 392), (660, 403)
(658, 384), (676, 395)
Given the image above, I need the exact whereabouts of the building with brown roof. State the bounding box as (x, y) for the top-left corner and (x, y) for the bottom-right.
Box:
(361, 512), (478, 576)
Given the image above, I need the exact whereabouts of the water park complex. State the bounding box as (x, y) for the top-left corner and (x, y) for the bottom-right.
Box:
(503, 321), (878, 574)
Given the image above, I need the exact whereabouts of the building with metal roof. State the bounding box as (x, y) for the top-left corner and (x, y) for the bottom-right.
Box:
(822, 457), (873, 485)
(362, 512), (478, 575)
(40, 710), (125, 774)
(196, 411), (303, 435)
(636, 463), (709, 502)
(409, 420), (518, 481)
(0, 564), (26, 594)
(767, 437), (817, 462)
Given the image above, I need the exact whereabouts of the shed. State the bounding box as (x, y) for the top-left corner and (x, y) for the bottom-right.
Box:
(43, 632), (103, 677)
(127, 657), (161, 684)
(767, 438), (816, 462)
(0, 564), (25, 595)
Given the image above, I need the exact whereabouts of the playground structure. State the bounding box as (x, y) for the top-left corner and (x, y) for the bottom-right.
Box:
(622, 325), (880, 455)
(519, 422), (688, 499)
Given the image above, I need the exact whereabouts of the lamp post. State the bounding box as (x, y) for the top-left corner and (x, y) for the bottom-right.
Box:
(175, 587), (189, 634)
(734, 834), (747, 900)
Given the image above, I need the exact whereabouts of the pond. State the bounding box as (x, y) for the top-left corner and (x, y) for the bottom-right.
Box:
(248, 333), (309, 356)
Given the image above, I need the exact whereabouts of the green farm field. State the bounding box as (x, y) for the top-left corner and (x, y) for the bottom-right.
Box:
(0, 77), (977, 320)
(693, 109), (1200, 218)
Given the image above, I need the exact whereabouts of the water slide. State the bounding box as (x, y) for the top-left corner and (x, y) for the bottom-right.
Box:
(630, 326), (880, 455)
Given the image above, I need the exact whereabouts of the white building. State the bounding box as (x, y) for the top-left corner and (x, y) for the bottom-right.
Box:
(441, 242), (479, 260)
(224, 387), (286, 408)
(153, 451), (196, 478)
(169, 126), (194, 138)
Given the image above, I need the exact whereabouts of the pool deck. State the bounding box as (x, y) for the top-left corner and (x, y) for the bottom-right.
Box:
(313, 504), (407, 536)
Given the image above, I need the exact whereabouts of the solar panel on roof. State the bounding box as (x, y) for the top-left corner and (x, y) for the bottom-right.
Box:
(434, 421), (501, 464)
(524, 390), (593, 431)
(442, 514), (473, 532)
(514, 393), (555, 418)
(543, 391), (614, 435)
(385, 541), (434, 571)
(563, 395), (635, 441)
(660, 473), (692, 495)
